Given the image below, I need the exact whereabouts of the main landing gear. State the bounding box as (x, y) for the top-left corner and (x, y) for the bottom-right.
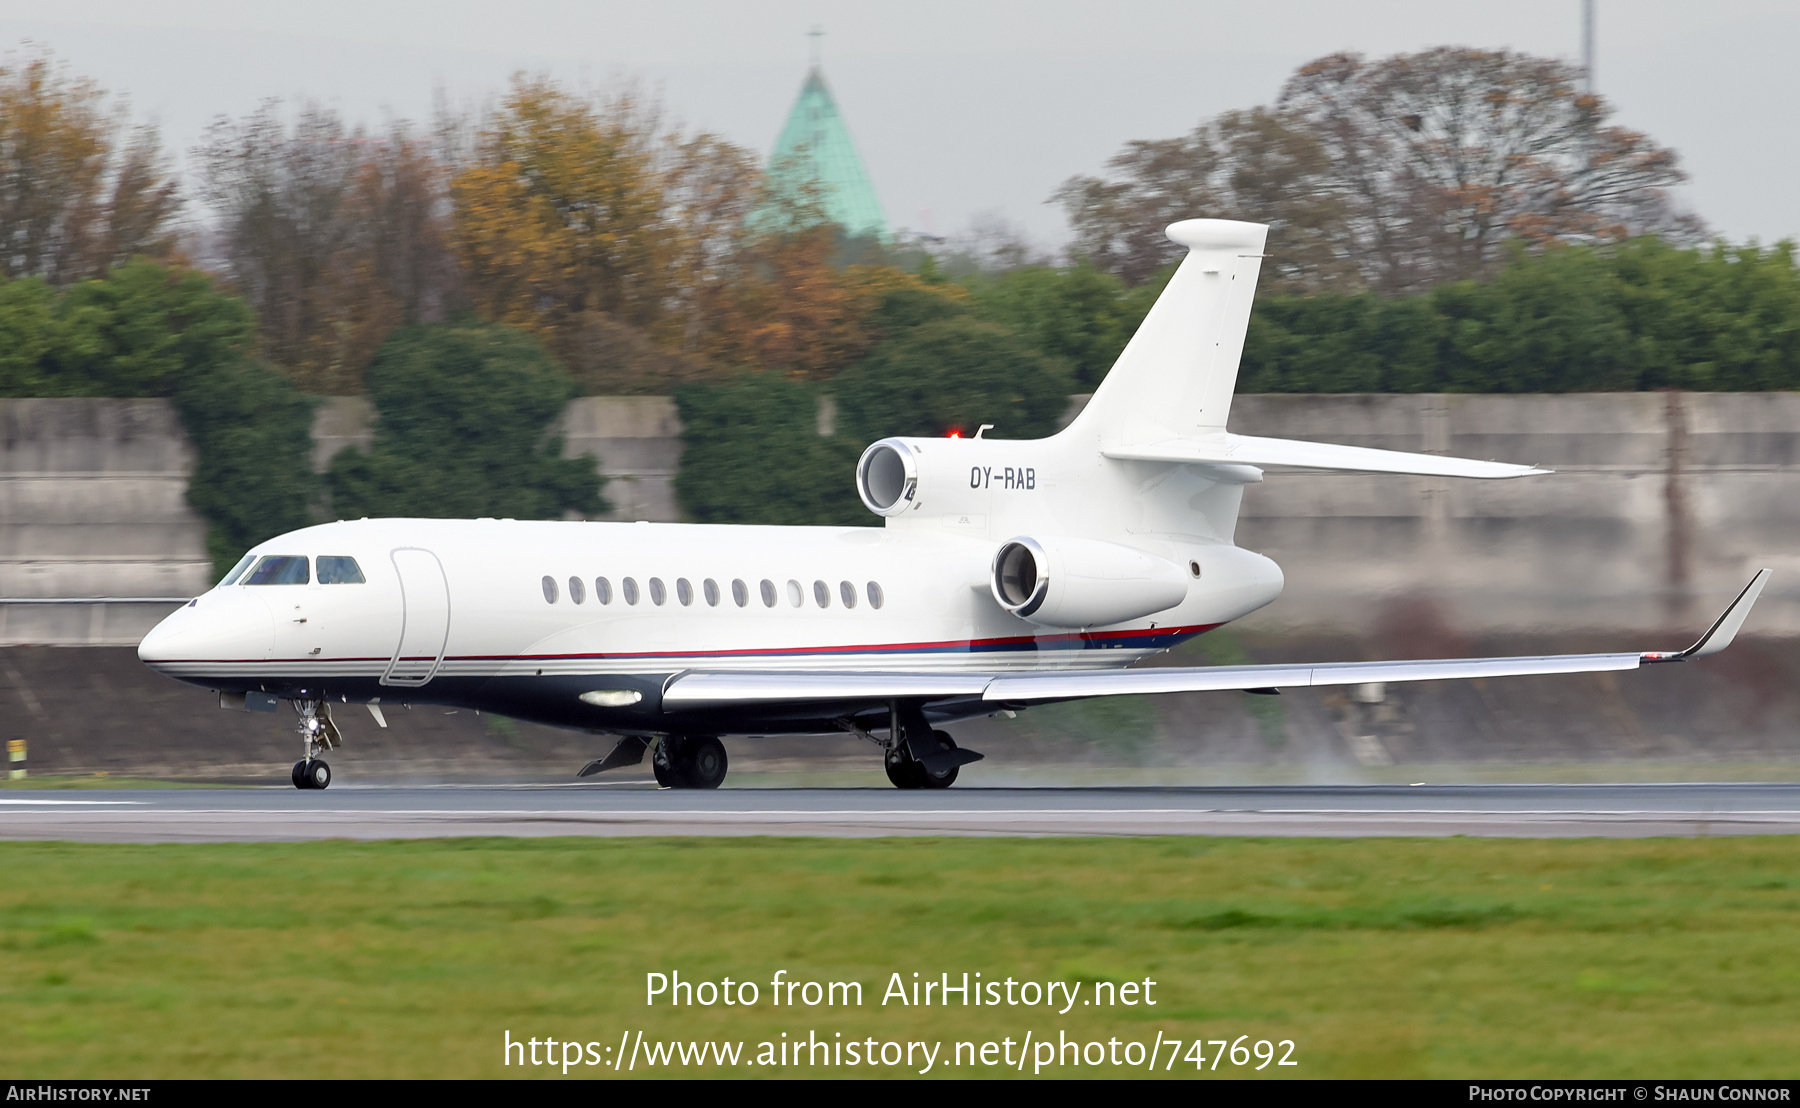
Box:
(652, 734), (728, 790)
(865, 702), (984, 789)
(885, 730), (963, 789)
(290, 699), (341, 790)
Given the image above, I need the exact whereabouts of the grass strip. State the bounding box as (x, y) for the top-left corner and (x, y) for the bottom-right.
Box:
(2, 836), (1798, 1078)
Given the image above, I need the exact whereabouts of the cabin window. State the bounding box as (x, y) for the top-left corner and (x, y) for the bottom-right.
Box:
(786, 579), (803, 608)
(568, 576), (585, 604)
(813, 580), (830, 608)
(703, 578), (720, 607)
(596, 577), (613, 604)
(245, 556), (309, 586)
(317, 556), (365, 584)
(218, 553), (257, 587)
(676, 578), (693, 606)
(541, 575), (558, 603)
(649, 577), (667, 606)
(840, 581), (857, 609)
(733, 579), (749, 607)
(867, 581), (884, 609)
(622, 577), (640, 605)
(759, 579), (776, 607)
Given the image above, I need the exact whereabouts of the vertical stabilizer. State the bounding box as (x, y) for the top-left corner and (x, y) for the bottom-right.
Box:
(1069, 219), (1267, 447)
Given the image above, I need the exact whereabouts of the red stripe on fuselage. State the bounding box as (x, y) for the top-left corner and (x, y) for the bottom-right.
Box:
(147, 623), (1220, 666)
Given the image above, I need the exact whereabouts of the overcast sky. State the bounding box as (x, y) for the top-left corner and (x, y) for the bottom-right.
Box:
(6, 1), (1797, 250)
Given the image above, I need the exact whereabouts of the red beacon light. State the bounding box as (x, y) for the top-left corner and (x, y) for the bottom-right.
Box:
(946, 429), (962, 439)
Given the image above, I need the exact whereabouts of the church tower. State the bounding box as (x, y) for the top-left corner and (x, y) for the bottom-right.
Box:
(763, 37), (888, 240)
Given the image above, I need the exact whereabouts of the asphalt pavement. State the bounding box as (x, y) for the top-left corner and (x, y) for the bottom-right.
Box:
(4, 782), (1799, 841)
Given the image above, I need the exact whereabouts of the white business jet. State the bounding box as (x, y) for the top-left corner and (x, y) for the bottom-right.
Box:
(137, 219), (1771, 791)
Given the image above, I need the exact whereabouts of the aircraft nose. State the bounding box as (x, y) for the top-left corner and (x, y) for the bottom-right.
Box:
(137, 601), (197, 666)
(137, 591), (274, 667)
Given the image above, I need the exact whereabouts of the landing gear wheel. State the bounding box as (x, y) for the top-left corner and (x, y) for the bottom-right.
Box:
(652, 737), (681, 788)
(884, 745), (926, 789)
(683, 736), (728, 790)
(304, 759), (331, 790)
(654, 735), (728, 789)
(921, 731), (960, 789)
(292, 759), (311, 789)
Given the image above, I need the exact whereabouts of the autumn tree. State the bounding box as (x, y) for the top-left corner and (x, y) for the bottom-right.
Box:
(0, 47), (181, 284)
(196, 102), (455, 393)
(449, 78), (673, 351)
(1060, 47), (1699, 294)
(1279, 48), (1699, 292)
(1054, 107), (1351, 292)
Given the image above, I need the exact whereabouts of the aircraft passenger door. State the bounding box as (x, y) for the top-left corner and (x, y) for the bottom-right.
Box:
(381, 548), (450, 687)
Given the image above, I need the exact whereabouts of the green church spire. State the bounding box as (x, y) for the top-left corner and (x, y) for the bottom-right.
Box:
(762, 64), (888, 241)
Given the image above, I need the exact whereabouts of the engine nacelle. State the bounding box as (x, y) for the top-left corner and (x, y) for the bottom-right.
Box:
(856, 439), (921, 517)
(990, 535), (1190, 629)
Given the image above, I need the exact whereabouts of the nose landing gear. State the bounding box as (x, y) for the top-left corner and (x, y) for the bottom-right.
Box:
(291, 699), (341, 790)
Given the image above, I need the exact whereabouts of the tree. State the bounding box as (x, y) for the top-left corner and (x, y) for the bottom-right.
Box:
(0, 258), (317, 572)
(0, 47), (181, 284)
(1278, 48), (1699, 292)
(327, 323), (605, 521)
(672, 374), (866, 526)
(449, 78), (672, 347)
(1059, 47), (1699, 294)
(832, 316), (1074, 442)
(966, 263), (1137, 390)
(1053, 107), (1353, 293)
(196, 102), (455, 394)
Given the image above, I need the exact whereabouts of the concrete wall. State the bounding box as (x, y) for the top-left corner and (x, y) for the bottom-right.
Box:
(1225, 393), (1800, 636)
(0, 400), (212, 647)
(6, 392), (1799, 645)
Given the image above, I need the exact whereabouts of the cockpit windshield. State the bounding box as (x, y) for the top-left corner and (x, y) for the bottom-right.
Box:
(317, 556), (365, 584)
(243, 555), (310, 585)
(217, 553), (257, 587)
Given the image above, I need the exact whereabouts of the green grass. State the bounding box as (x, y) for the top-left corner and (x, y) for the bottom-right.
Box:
(3, 837), (1799, 1078)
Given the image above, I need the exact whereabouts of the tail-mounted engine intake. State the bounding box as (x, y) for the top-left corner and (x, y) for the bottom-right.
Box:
(990, 535), (1190, 629)
(857, 439), (919, 517)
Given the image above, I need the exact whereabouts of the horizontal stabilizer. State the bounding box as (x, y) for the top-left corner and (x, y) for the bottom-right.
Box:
(1104, 433), (1549, 479)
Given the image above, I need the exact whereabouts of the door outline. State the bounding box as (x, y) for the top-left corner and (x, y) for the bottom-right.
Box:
(381, 547), (451, 687)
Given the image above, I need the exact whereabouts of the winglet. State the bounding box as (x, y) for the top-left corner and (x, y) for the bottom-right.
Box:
(1642, 569), (1771, 663)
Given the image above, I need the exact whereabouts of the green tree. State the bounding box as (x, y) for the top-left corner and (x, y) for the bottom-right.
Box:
(0, 259), (317, 572)
(672, 374), (866, 526)
(966, 264), (1136, 390)
(832, 316), (1074, 442)
(327, 323), (605, 520)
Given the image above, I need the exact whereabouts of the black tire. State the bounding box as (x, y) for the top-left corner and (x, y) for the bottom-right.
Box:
(921, 730), (960, 789)
(652, 737), (680, 788)
(884, 746), (925, 789)
(306, 759), (331, 790)
(291, 759), (311, 790)
(684, 736), (728, 790)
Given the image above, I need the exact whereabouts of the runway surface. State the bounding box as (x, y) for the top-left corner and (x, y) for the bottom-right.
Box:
(3, 782), (1800, 841)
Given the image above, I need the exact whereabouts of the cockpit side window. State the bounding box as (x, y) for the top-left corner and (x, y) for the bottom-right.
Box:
(317, 556), (366, 584)
(218, 553), (257, 587)
(243, 555), (310, 585)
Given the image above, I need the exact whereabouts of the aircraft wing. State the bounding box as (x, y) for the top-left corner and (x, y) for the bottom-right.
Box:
(662, 570), (1769, 707)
